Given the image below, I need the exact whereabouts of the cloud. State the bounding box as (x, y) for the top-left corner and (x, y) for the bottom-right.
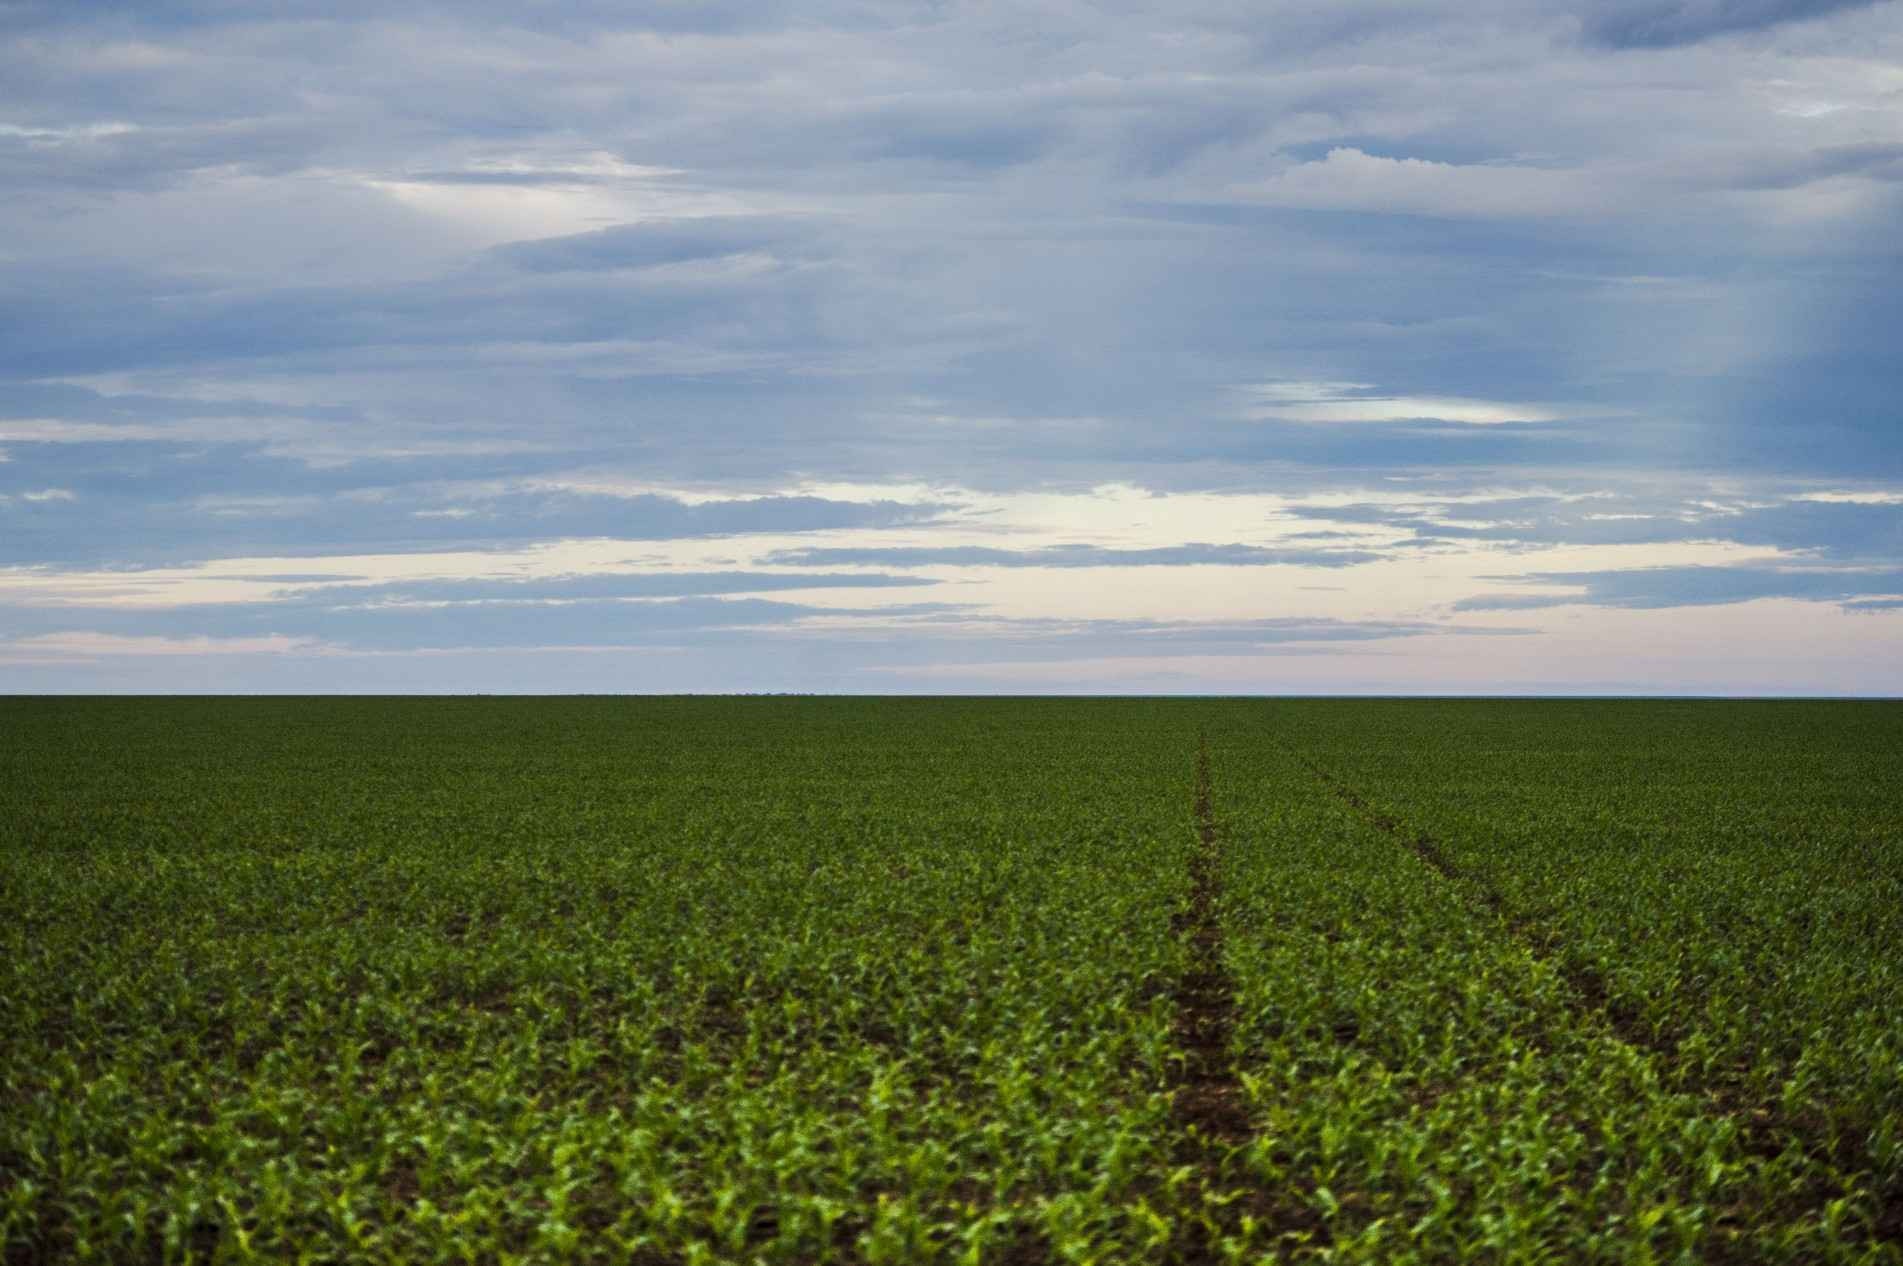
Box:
(0, 592), (1484, 662)
(1576, 0), (1889, 48)
(1239, 381), (1562, 425)
(0, 116), (331, 194)
(1287, 493), (1903, 560)
(289, 571), (939, 605)
(0, 592), (970, 655)
(1455, 564), (1903, 610)
(0, 457), (951, 563)
(1241, 148), (1598, 220)
(0, 487), (77, 503)
(764, 543), (1386, 569)
(0, 631), (320, 662)
(1, 0), (1900, 689)
(493, 215), (818, 273)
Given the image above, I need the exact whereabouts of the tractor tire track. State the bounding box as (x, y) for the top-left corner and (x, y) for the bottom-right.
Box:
(1165, 735), (1256, 1264)
(1297, 755), (1899, 1258)
(1172, 734), (1246, 1146)
(1302, 758), (1665, 1058)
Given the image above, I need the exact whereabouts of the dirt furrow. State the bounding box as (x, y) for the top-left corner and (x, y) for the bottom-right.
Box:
(1165, 734), (1253, 1263)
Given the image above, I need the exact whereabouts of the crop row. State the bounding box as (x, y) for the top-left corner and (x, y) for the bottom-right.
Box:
(4, 697), (1897, 1264)
(1250, 700), (1902, 1245)
(1194, 706), (1900, 1262)
(4, 699), (1204, 1263)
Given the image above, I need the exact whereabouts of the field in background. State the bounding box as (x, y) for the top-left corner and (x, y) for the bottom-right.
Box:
(3, 698), (1899, 1264)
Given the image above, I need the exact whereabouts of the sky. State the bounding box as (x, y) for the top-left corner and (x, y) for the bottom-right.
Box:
(2, 0), (1901, 694)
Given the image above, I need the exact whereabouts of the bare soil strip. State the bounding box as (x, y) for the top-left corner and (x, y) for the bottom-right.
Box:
(1299, 756), (1900, 1254)
(1166, 734), (1255, 1263)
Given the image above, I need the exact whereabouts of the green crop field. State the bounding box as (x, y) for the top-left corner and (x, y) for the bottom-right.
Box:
(3, 697), (1900, 1264)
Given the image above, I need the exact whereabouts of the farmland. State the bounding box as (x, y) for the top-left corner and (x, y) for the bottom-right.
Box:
(3, 697), (1900, 1264)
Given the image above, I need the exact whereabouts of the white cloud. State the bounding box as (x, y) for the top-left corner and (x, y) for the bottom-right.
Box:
(1239, 381), (1560, 425)
(0, 632), (321, 661)
(0, 417), (315, 445)
(363, 153), (807, 249)
(1239, 147), (1598, 219)
(1794, 489), (1903, 505)
(0, 121), (140, 144)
